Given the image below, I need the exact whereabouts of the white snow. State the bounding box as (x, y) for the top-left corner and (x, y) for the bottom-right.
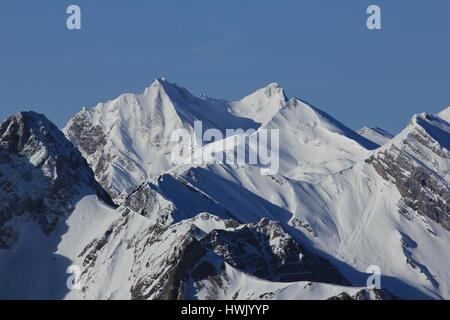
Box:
(3, 79), (450, 300)
(228, 83), (287, 126)
(191, 262), (369, 300)
(357, 127), (394, 146)
(0, 196), (117, 299)
(260, 98), (378, 182)
(437, 106), (450, 122)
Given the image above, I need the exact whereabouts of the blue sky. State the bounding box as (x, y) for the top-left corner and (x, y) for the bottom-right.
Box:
(1, 0), (449, 133)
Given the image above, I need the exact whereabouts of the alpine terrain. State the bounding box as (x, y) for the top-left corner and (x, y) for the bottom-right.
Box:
(1, 79), (449, 300)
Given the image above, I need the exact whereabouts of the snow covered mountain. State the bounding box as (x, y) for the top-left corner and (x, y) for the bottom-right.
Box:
(0, 109), (393, 300)
(71, 213), (341, 299)
(99, 82), (450, 299)
(357, 127), (394, 146)
(1, 80), (450, 300)
(63, 79), (260, 201)
(438, 106), (450, 122)
(64, 79), (378, 199)
(0, 112), (116, 299)
(228, 82), (288, 125)
(68, 211), (394, 300)
(260, 98), (378, 182)
(0, 112), (113, 248)
(368, 113), (450, 230)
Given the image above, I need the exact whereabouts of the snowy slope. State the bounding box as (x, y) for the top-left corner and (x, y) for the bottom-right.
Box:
(357, 127), (394, 146)
(0, 112), (116, 299)
(64, 81), (448, 299)
(228, 83), (288, 125)
(64, 80), (376, 198)
(126, 159), (449, 299)
(437, 106), (450, 122)
(63, 79), (260, 201)
(191, 263), (395, 300)
(121, 108), (450, 299)
(0, 196), (117, 299)
(0, 111), (391, 300)
(260, 98), (378, 182)
(66, 211), (391, 300)
(2, 82), (450, 300)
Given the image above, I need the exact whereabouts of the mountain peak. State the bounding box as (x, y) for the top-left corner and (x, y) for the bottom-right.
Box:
(368, 111), (450, 233)
(145, 77), (195, 102)
(264, 82), (281, 90)
(0, 111), (113, 248)
(0, 111), (112, 195)
(262, 82), (287, 100)
(410, 112), (450, 149)
(410, 112), (446, 128)
(269, 98), (379, 150)
(229, 82), (288, 125)
(150, 77), (171, 87)
(7, 110), (49, 124)
(377, 111), (450, 176)
(0, 111), (68, 155)
(147, 77), (173, 91)
(437, 106), (450, 122)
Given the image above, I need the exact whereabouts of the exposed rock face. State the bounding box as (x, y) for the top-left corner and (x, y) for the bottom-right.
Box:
(367, 114), (450, 231)
(77, 212), (211, 299)
(369, 147), (450, 230)
(201, 218), (350, 285)
(121, 172), (244, 225)
(76, 212), (352, 300)
(131, 234), (210, 300)
(0, 112), (113, 249)
(63, 107), (122, 199)
(328, 288), (399, 300)
(123, 182), (175, 225)
(63, 109), (108, 157)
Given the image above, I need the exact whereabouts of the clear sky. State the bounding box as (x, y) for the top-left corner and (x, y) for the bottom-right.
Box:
(1, 0), (450, 133)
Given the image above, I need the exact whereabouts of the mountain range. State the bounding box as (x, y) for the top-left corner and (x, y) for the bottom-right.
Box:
(1, 79), (449, 300)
